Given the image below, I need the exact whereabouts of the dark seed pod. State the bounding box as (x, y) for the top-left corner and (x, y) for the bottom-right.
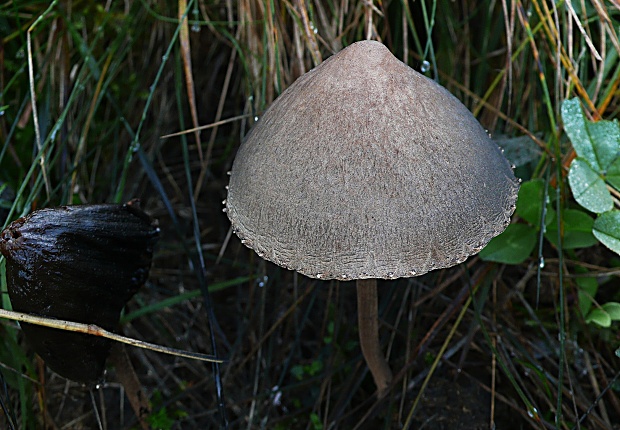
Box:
(0, 201), (159, 384)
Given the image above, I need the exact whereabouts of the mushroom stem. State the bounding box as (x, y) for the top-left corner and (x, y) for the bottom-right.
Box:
(356, 279), (392, 397)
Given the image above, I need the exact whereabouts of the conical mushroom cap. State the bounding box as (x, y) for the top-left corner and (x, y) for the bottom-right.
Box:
(226, 40), (519, 281)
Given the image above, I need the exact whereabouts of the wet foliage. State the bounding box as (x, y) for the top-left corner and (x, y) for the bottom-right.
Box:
(1, 1), (620, 429)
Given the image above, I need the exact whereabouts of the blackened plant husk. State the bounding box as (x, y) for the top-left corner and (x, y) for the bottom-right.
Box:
(0, 202), (159, 384)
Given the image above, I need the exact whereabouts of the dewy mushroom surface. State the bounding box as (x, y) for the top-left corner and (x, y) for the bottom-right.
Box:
(227, 40), (519, 279)
(226, 40), (519, 397)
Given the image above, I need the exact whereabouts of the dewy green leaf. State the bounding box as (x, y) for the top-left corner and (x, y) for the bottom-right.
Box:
(562, 98), (620, 172)
(568, 158), (613, 213)
(562, 98), (600, 169)
(606, 157), (620, 192)
(587, 120), (620, 171)
(479, 223), (537, 264)
(593, 210), (620, 255)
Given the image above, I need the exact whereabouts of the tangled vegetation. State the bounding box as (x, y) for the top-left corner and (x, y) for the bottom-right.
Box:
(1, 0), (620, 429)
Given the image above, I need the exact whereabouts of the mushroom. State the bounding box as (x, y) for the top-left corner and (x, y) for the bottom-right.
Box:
(225, 40), (519, 397)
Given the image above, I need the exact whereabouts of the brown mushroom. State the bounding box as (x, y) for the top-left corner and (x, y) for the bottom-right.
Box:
(225, 40), (519, 397)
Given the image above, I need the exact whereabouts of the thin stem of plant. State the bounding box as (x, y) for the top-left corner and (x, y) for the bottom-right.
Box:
(160, 113), (252, 139)
(109, 343), (151, 430)
(0, 308), (224, 363)
(356, 279), (392, 398)
(27, 6), (55, 198)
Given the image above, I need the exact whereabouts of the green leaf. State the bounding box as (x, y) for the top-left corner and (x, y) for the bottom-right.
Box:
(603, 302), (620, 321)
(606, 157), (620, 192)
(568, 158), (613, 213)
(515, 179), (544, 227)
(545, 209), (597, 249)
(587, 120), (620, 171)
(562, 98), (600, 169)
(562, 98), (620, 205)
(495, 134), (542, 168)
(576, 274), (598, 317)
(593, 210), (620, 255)
(514, 179), (556, 230)
(586, 308), (612, 327)
(291, 365), (304, 380)
(479, 223), (537, 264)
(310, 413), (324, 430)
(586, 302), (620, 328)
(561, 98), (620, 171)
